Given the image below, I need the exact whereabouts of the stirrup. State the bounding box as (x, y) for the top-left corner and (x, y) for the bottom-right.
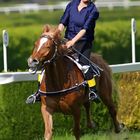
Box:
(89, 91), (97, 100)
(26, 93), (38, 104)
(89, 90), (100, 103)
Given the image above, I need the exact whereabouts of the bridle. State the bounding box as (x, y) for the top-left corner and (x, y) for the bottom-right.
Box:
(40, 34), (58, 65)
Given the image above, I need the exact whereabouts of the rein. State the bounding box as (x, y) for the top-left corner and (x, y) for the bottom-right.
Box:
(72, 47), (103, 76)
(44, 45), (58, 64)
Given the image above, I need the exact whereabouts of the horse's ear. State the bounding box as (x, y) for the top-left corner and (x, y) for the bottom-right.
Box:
(43, 24), (50, 33)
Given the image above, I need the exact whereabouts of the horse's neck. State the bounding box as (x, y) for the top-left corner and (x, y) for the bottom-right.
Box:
(45, 56), (68, 91)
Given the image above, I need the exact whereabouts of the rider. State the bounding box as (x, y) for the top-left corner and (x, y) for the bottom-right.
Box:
(58, 0), (100, 102)
(26, 0), (100, 104)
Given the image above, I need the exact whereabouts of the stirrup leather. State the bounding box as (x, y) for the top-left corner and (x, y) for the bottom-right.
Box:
(87, 78), (96, 87)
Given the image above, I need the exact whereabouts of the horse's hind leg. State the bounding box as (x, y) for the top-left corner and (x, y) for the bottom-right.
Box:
(83, 101), (95, 129)
(73, 108), (81, 140)
(100, 94), (121, 133)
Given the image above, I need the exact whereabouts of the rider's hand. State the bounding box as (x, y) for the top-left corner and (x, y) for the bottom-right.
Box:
(66, 40), (75, 49)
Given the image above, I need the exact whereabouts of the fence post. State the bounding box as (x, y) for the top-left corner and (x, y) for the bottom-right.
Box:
(2, 30), (9, 72)
(131, 18), (136, 63)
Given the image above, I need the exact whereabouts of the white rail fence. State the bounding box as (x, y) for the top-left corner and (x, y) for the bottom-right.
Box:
(0, 62), (140, 84)
(0, 1), (140, 14)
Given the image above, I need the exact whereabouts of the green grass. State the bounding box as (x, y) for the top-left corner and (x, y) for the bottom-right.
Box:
(33, 131), (140, 140)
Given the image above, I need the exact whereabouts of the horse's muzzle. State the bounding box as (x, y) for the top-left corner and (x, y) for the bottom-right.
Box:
(28, 57), (39, 74)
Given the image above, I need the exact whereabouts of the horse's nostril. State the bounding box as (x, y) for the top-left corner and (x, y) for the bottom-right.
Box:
(33, 59), (38, 63)
(32, 59), (39, 64)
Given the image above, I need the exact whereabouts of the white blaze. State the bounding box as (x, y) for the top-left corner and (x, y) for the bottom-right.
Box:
(37, 37), (48, 52)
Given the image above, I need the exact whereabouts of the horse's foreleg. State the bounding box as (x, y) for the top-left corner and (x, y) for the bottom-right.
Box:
(41, 102), (53, 140)
(83, 101), (95, 129)
(73, 108), (81, 140)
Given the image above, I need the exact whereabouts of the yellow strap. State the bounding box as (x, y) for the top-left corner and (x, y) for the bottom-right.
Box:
(38, 74), (41, 82)
(87, 78), (96, 87)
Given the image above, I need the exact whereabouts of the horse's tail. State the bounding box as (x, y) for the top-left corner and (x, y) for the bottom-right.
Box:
(90, 53), (112, 96)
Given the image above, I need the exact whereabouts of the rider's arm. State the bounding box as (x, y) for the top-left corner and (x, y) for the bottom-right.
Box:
(66, 29), (86, 48)
(72, 29), (86, 44)
(58, 23), (65, 32)
(58, 2), (71, 32)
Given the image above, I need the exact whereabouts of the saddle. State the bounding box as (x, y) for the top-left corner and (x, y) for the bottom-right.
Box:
(66, 55), (90, 74)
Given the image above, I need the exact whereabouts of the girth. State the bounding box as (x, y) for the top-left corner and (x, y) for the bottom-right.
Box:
(38, 81), (87, 96)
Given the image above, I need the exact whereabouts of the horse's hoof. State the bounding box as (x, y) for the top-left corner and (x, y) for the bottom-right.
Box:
(87, 121), (96, 129)
(115, 123), (125, 133)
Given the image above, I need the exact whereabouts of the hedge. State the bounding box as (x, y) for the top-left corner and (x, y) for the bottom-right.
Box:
(0, 82), (44, 140)
(94, 20), (140, 64)
(0, 20), (140, 72)
(117, 72), (140, 130)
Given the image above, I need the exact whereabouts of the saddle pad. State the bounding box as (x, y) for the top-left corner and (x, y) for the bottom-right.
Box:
(65, 55), (90, 74)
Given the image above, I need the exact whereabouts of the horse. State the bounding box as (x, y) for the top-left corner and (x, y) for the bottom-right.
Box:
(27, 25), (122, 140)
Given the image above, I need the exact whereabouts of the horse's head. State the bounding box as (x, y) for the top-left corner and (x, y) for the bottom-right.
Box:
(28, 25), (61, 74)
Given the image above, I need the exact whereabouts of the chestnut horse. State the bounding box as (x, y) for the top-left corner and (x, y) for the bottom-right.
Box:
(28, 25), (121, 140)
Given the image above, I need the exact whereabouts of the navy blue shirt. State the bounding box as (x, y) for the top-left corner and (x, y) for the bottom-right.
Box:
(60, 0), (99, 42)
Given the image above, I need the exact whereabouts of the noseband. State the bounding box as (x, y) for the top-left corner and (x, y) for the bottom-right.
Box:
(41, 35), (58, 64)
